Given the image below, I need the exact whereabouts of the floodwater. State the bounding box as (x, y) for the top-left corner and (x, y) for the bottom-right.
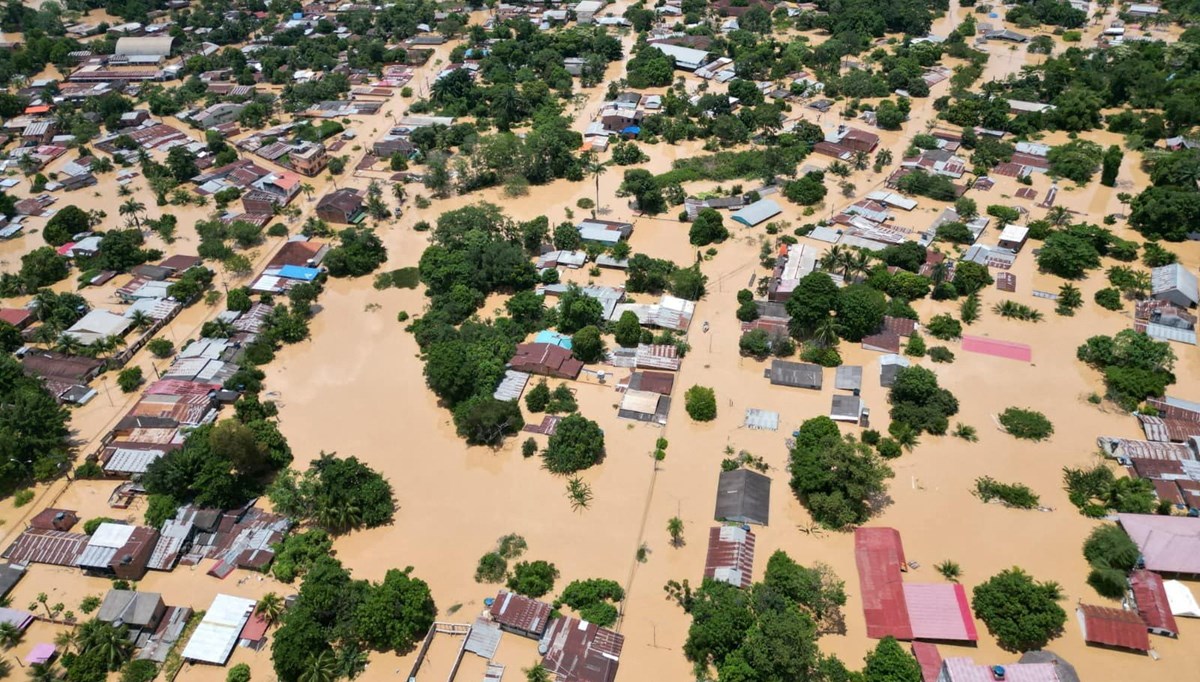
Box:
(2, 4), (1200, 682)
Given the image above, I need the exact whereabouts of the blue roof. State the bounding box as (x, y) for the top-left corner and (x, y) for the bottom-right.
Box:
(534, 330), (573, 350)
(622, 126), (641, 135)
(277, 265), (320, 281)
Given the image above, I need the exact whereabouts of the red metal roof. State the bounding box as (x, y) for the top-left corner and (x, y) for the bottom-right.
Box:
(1, 529), (88, 566)
(703, 526), (756, 589)
(489, 590), (552, 637)
(1129, 570), (1178, 636)
(910, 642), (942, 682)
(239, 611), (270, 642)
(855, 527), (912, 639)
(1077, 604), (1150, 652)
(541, 616), (623, 682)
(0, 308), (34, 328)
(902, 583), (978, 642)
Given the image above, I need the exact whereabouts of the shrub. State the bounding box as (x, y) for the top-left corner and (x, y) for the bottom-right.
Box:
(684, 385), (717, 421)
(525, 381), (550, 412)
(121, 660), (158, 682)
(13, 489), (34, 507)
(226, 664), (252, 682)
(117, 367), (144, 393)
(929, 346), (955, 363)
(475, 552), (508, 583)
(926, 314), (962, 340)
(904, 331), (926, 357)
(506, 560), (558, 598)
(83, 517), (117, 534)
(974, 476), (1040, 509)
(876, 439), (902, 459)
(1094, 287), (1122, 310)
(998, 408), (1054, 441)
(146, 338), (174, 358)
(521, 438), (538, 458)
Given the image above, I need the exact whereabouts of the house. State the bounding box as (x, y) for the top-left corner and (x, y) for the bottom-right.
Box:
(831, 394), (864, 423)
(766, 360), (823, 389)
(22, 121), (57, 144)
(315, 188), (364, 224)
(704, 526), (756, 588)
(288, 141), (328, 176)
(77, 523), (159, 580)
(577, 219), (632, 246)
(1117, 514), (1200, 575)
(938, 656), (1079, 682)
(598, 106), (643, 133)
(1076, 605), (1150, 653)
(1127, 3), (1161, 17)
(158, 254), (202, 275)
(0, 563), (25, 600)
(714, 469), (771, 525)
(29, 508), (79, 531)
(996, 224), (1030, 252)
(97, 590), (167, 645)
(191, 102), (246, 128)
(540, 616), (624, 682)
(768, 243), (817, 302)
(574, 0), (605, 23)
(645, 41), (712, 71)
(0, 307), (34, 330)
(617, 389), (669, 424)
(21, 350), (104, 404)
(489, 590), (552, 639)
(181, 595), (257, 665)
(510, 343), (584, 380)
(1151, 264), (1199, 308)
(63, 309), (134, 346)
(731, 199), (782, 227)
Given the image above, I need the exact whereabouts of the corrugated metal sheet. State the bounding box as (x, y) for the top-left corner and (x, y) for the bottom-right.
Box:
(489, 590), (552, 637)
(855, 528), (912, 640)
(835, 365), (863, 391)
(714, 469), (771, 526)
(182, 594), (256, 664)
(1, 529), (88, 566)
(703, 526), (755, 589)
(104, 448), (165, 475)
(1145, 322), (1197, 345)
(1118, 514), (1200, 574)
(1076, 604), (1150, 651)
(493, 370), (530, 402)
(743, 409), (779, 431)
(903, 583), (978, 642)
(1130, 570), (1179, 636)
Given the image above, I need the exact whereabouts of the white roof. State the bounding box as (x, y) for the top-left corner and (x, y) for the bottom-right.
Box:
(90, 523), (136, 548)
(182, 594), (256, 664)
(114, 36), (175, 57)
(998, 224), (1029, 242)
(66, 310), (133, 344)
(620, 389), (661, 415)
(574, 0), (604, 10)
(1164, 580), (1200, 618)
(646, 42), (711, 68)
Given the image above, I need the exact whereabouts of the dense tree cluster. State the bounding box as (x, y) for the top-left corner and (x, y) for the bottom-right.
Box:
(788, 417), (893, 528)
(268, 453), (396, 534)
(972, 568), (1066, 652)
(1076, 329), (1176, 409)
(0, 355), (72, 493)
(888, 366), (959, 435)
(1062, 463), (1156, 517)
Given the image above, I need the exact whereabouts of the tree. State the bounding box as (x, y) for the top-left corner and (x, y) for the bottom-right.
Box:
(226, 663), (252, 682)
(256, 593), (284, 629)
(668, 516), (684, 547)
(998, 408), (1054, 441)
(783, 172), (827, 206)
(785, 272), (839, 338)
(268, 453), (396, 534)
(926, 314), (962, 340)
(507, 560), (559, 598)
(788, 417), (893, 528)
(75, 619), (133, 671)
(668, 265), (707, 301)
(542, 414), (605, 474)
(1056, 283), (1083, 316)
(118, 199), (145, 229)
(117, 367), (143, 393)
(1100, 145), (1122, 187)
(571, 326), (605, 363)
(557, 284), (604, 334)
(525, 381), (551, 413)
(955, 196), (978, 220)
(888, 366), (959, 435)
(683, 579), (755, 669)
(874, 100), (905, 130)
(952, 261), (993, 296)
(17, 248), (69, 290)
(1036, 230), (1100, 279)
(0, 322), (21, 354)
(44, 205), (90, 245)
(120, 660), (157, 682)
(689, 208), (728, 246)
(356, 568), (436, 652)
(620, 169), (665, 214)
(525, 664), (551, 682)
(863, 637), (922, 682)
(325, 227), (387, 277)
(298, 650), (337, 682)
(685, 385), (717, 422)
(1046, 139), (1103, 184)
(835, 284), (886, 341)
(972, 568), (1066, 652)
(614, 311), (642, 348)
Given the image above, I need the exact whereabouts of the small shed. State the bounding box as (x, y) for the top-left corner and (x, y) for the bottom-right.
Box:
(830, 395), (863, 423)
(730, 199), (782, 227)
(489, 590), (552, 639)
(704, 526), (756, 589)
(30, 508), (79, 532)
(1129, 570), (1178, 638)
(1076, 605), (1151, 653)
(765, 360), (822, 389)
(714, 469), (771, 526)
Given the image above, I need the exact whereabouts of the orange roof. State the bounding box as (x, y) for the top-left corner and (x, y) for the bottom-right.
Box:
(24, 105), (52, 114)
(271, 171), (301, 189)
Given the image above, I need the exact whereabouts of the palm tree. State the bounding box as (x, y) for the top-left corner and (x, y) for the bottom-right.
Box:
(667, 517), (684, 547)
(203, 319), (235, 339)
(875, 149), (893, 168)
(524, 663), (551, 682)
(119, 198), (146, 228)
(391, 183), (407, 206)
(1045, 205), (1071, 227)
(930, 259), (949, 286)
(582, 152), (608, 218)
(128, 310), (153, 330)
(53, 334), (84, 356)
(811, 313), (840, 349)
(1127, 270), (1152, 299)
(53, 629), (76, 651)
(317, 498), (363, 534)
(75, 620), (131, 670)
(27, 662), (63, 682)
(819, 245), (845, 274)
(298, 650), (338, 682)
(0, 621), (23, 649)
(300, 183), (315, 201)
(851, 150), (869, 171)
(256, 592), (284, 628)
(846, 250), (874, 282)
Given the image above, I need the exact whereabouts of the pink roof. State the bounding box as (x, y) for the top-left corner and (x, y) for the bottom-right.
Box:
(941, 657), (1062, 682)
(0, 308), (33, 327)
(56, 242), (76, 256)
(1077, 604), (1150, 652)
(903, 583), (978, 642)
(272, 171), (301, 189)
(855, 527), (912, 639)
(961, 335), (1032, 362)
(25, 643), (55, 664)
(1129, 570), (1179, 635)
(910, 643), (942, 682)
(1118, 514), (1200, 574)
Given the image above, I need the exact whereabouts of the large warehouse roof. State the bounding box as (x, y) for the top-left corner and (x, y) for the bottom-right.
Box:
(115, 36), (175, 57)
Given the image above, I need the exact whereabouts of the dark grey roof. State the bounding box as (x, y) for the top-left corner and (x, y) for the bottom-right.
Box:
(767, 360), (823, 389)
(0, 563), (25, 598)
(714, 469), (771, 526)
(835, 365), (863, 391)
(97, 590), (164, 627)
(1018, 651), (1080, 682)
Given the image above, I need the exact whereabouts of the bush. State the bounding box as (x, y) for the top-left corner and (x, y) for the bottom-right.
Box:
(974, 476), (1040, 509)
(926, 314), (962, 340)
(684, 385), (717, 422)
(972, 568), (1066, 652)
(117, 367), (144, 393)
(876, 439), (902, 459)
(1082, 524), (1140, 572)
(121, 660), (158, 682)
(525, 381), (550, 412)
(904, 331), (926, 357)
(13, 489), (34, 507)
(475, 552), (508, 583)
(1094, 287), (1122, 310)
(506, 560), (558, 598)
(998, 408), (1054, 441)
(146, 338), (174, 358)
(929, 346), (955, 363)
(83, 517), (117, 535)
(521, 438), (538, 458)
(226, 663), (252, 682)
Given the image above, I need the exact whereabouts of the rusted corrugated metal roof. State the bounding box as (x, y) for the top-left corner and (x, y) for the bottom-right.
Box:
(1077, 604), (1150, 652)
(703, 526), (755, 589)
